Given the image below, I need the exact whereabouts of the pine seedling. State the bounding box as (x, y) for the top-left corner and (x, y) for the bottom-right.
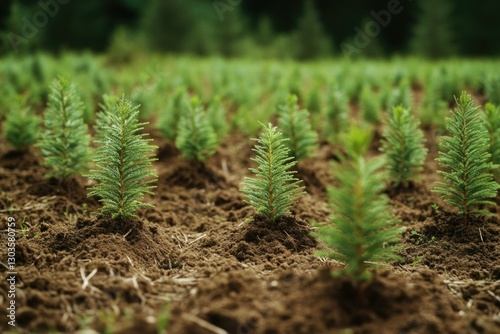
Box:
(482, 103), (500, 167)
(306, 84), (322, 114)
(157, 86), (188, 142)
(175, 97), (218, 162)
(324, 86), (349, 142)
(278, 94), (318, 161)
(380, 106), (427, 188)
(95, 94), (119, 129)
(3, 96), (40, 151)
(87, 96), (158, 220)
(37, 77), (91, 180)
(387, 79), (412, 110)
(433, 92), (500, 222)
(207, 95), (229, 141)
(360, 85), (381, 125)
(242, 123), (305, 221)
(315, 128), (402, 283)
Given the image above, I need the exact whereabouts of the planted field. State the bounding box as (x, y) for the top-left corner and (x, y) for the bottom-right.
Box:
(1, 55), (500, 334)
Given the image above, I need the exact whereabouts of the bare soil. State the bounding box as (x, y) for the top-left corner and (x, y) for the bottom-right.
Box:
(0, 126), (499, 334)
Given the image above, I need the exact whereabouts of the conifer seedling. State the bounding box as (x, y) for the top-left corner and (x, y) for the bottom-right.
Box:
(37, 77), (91, 180)
(360, 85), (380, 125)
(482, 103), (500, 167)
(207, 95), (229, 142)
(380, 106), (427, 188)
(433, 92), (500, 222)
(242, 123), (305, 221)
(176, 96), (218, 162)
(315, 128), (402, 283)
(387, 79), (411, 109)
(157, 86), (188, 142)
(3, 96), (40, 151)
(278, 94), (318, 161)
(87, 96), (158, 220)
(324, 85), (349, 143)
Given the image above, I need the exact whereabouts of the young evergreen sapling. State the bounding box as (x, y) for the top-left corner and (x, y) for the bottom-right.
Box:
(306, 84), (322, 114)
(324, 85), (349, 142)
(360, 85), (381, 125)
(37, 77), (91, 180)
(278, 94), (318, 161)
(158, 86), (188, 142)
(482, 103), (500, 167)
(207, 95), (229, 142)
(433, 92), (500, 221)
(315, 129), (402, 283)
(96, 94), (119, 129)
(380, 106), (427, 188)
(242, 123), (305, 221)
(3, 97), (40, 151)
(176, 97), (218, 162)
(387, 79), (412, 109)
(87, 96), (158, 219)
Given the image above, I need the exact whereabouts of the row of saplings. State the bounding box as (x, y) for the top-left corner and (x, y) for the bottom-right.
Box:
(3, 77), (500, 288)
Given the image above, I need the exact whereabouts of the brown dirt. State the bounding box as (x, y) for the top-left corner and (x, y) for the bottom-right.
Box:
(1, 124), (500, 334)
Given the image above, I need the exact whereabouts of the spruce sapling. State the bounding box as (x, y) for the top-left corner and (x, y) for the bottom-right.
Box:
(387, 79), (412, 109)
(176, 96), (218, 162)
(433, 92), (500, 222)
(96, 94), (119, 129)
(360, 85), (381, 125)
(157, 86), (188, 141)
(278, 94), (318, 161)
(37, 77), (91, 180)
(3, 97), (40, 151)
(315, 128), (402, 283)
(306, 84), (322, 113)
(242, 123), (305, 221)
(324, 85), (349, 142)
(207, 95), (229, 142)
(482, 103), (500, 167)
(380, 106), (427, 188)
(87, 96), (158, 220)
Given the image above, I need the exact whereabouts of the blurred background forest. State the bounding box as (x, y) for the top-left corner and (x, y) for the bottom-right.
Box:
(1, 0), (499, 59)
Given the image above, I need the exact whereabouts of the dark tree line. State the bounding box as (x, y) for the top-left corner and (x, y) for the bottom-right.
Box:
(1, 0), (499, 58)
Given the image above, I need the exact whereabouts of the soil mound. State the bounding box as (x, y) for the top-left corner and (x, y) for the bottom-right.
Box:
(229, 215), (317, 262)
(401, 212), (500, 280)
(169, 268), (499, 334)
